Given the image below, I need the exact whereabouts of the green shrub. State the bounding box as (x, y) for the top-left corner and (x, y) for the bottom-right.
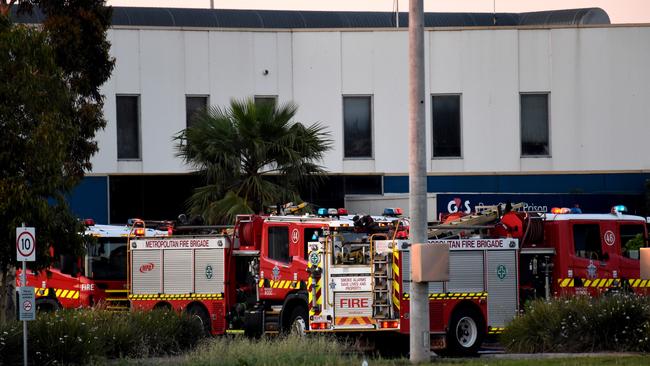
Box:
(502, 294), (650, 353)
(0, 308), (204, 365)
(187, 335), (357, 366)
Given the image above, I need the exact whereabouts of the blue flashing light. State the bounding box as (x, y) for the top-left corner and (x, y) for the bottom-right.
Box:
(612, 205), (628, 213)
(317, 208), (327, 216)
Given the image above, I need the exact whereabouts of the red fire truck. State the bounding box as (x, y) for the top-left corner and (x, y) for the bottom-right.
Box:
(17, 219), (168, 311)
(127, 204), (648, 355)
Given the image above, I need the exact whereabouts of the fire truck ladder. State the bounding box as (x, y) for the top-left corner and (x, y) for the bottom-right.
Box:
(105, 289), (130, 311)
(428, 202), (525, 238)
(370, 234), (392, 319)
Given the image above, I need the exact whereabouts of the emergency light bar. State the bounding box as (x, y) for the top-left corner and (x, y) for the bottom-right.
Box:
(383, 208), (403, 217)
(83, 218), (96, 226)
(612, 205), (628, 214)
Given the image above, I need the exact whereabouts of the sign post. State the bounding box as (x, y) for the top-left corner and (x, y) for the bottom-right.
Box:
(16, 224), (36, 366)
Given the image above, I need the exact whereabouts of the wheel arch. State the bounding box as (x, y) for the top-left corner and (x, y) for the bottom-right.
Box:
(448, 300), (486, 332)
(279, 291), (308, 329)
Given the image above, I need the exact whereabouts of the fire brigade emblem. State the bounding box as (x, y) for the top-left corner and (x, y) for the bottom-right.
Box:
(205, 265), (213, 279)
(496, 265), (507, 280)
(587, 261), (597, 279)
(329, 279), (336, 290)
(309, 252), (320, 266)
(272, 265), (280, 281)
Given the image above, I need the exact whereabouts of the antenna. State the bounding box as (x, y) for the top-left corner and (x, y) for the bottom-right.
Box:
(394, 0), (400, 28)
(493, 0), (496, 25)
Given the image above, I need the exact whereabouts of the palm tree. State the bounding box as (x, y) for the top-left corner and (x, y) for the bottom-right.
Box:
(176, 97), (332, 224)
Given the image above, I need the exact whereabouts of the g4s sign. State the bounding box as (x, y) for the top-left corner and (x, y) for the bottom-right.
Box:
(447, 197), (471, 214)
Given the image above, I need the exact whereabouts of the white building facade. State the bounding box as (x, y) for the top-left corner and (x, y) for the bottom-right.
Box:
(46, 7), (650, 223)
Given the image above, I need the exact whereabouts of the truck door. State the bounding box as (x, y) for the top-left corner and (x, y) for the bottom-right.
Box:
(618, 222), (646, 287)
(571, 222), (612, 290)
(260, 224), (298, 298)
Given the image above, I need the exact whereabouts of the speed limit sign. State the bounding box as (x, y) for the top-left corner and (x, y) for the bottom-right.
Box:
(16, 227), (36, 262)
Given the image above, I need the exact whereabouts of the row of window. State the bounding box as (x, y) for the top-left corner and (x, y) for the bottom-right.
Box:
(115, 93), (549, 160)
(343, 93), (550, 159)
(116, 95), (274, 159)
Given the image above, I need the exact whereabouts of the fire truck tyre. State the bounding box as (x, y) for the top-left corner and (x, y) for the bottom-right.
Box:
(287, 306), (308, 336)
(187, 305), (211, 336)
(36, 298), (61, 313)
(447, 308), (484, 356)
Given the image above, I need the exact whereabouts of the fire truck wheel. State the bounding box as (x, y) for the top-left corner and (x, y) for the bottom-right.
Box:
(287, 306), (308, 336)
(447, 307), (484, 356)
(187, 304), (211, 336)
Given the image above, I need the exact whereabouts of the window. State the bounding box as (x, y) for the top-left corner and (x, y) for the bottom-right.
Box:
(254, 95), (277, 109)
(186, 96), (208, 128)
(573, 224), (603, 260)
(268, 226), (290, 263)
(116, 95), (140, 160)
(303, 228), (321, 260)
(343, 96), (372, 158)
(620, 224), (645, 259)
(432, 95), (461, 157)
(520, 93), (549, 156)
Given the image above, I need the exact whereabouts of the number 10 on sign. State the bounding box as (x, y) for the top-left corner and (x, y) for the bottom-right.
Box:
(16, 227), (36, 262)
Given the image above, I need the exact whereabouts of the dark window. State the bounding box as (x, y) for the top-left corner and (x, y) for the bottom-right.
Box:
(343, 96), (372, 158)
(254, 96), (277, 108)
(344, 175), (382, 195)
(116, 95), (140, 159)
(186, 96), (208, 128)
(573, 224), (603, 260)
(432, 95), (461, 157)
(620, 224), (645, 259)
(268, 226), (290, 263)
(521, 94), (549, 156)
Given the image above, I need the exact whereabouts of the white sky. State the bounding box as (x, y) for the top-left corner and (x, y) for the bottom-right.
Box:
(106, 0), (650, 24)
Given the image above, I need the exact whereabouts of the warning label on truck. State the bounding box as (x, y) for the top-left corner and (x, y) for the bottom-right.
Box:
(428, 238), (518, 250)
(131, 238), (228, 250)
(332, 276), (371, 291)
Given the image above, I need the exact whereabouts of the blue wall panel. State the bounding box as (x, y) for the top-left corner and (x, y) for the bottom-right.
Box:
(384, 173), (650, 195)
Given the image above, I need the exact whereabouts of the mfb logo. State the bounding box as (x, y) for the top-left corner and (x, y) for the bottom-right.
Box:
(339, 298), (369, 308)
(139, 262), (155, 273)
(447, 197), (471, 214)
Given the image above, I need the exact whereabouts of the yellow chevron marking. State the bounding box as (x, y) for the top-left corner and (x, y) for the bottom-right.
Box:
(68, 291), (76, 299)
(641, 280), (648, 288)
(561, 278), (571, 287)
(55, 289), (62, 297)
(393, 294), (400, 310)
(592, 279), (601, 287)
(633, 279), (641, 287)
(606, 279), (614, 287)
(583, 279), (591, 287)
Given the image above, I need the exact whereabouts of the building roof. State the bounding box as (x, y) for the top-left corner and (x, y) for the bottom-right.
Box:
(12, 6), (610, 29)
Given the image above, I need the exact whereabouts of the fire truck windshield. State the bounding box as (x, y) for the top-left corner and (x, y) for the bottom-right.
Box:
(85, 238), (128, 280)
(331, 231), (373, 265)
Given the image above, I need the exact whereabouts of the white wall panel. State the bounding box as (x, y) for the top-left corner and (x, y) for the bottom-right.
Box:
(292, 32), (343, 171)
(209, 31), (255, 107)
(373, 31), (409, 174)
(460, 29), (519, 172)
(184, 31), (210, 95)
(139, 30), (186, 173)
(253, 32), (279, 96)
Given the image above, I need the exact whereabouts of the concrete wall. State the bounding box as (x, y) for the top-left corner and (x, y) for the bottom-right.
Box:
(94, 25), (650, 176)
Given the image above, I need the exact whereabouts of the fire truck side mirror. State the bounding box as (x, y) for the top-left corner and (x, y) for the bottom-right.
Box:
(411, 243), (449, 282)
(641, 248), (650, 280)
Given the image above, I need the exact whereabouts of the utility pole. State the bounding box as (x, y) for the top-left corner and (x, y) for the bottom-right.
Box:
(408, 0), (430, 363)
